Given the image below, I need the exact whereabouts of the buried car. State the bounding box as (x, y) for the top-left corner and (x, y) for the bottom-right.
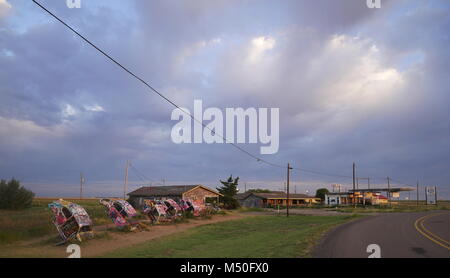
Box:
(163, 199), (183, 218)
(142, 200), (170, 223)
(99, 198), (138, 229)
(48, 199), (94, 244)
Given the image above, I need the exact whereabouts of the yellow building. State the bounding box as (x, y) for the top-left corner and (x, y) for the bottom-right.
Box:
(237, 192), (321, 208)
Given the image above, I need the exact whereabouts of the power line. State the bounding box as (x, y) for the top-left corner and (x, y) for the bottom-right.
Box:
(31, 1), (426, 187)
(291, 167), (353, 179)
(32, 0), (284, 169)
(129, 163), (154, 184)
(389, 178), (415, 187)
(129, 166), (148, 183)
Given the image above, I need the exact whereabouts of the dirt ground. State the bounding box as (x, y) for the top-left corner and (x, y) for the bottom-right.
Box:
(0, 213), (247, 258)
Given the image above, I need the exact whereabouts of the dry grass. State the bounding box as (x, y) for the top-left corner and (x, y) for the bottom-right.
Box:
(0, 198), (110, 244)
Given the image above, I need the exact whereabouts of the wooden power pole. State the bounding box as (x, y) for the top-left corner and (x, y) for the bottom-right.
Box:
(124, 160), (129, 199)
(80, 173), (84, 200)
(435, 186), (438, 206)
(416, 180), (419, 206)
(352, 162), (356, 207)
(287, 163), (292, 217)
(387, 177), (391, 207)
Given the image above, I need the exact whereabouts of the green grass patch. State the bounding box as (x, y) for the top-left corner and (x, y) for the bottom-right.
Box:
(334, 201), (450, 213)
(101, 214), (360, 258)
(237, 207), (267, 212)
(0, 198), (114, 245)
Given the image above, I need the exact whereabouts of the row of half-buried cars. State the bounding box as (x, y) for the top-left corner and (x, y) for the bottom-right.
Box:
(48, 198), (219, 244)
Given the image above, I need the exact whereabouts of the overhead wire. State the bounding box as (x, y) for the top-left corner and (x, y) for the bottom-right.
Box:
(32, 1), (421, 187)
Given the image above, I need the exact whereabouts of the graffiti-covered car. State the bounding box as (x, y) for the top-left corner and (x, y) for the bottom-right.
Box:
(99, 198), (137, 228)
(48, 199), (94, 243)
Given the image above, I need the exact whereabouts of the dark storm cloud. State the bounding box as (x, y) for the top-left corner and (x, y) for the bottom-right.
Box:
(0, 0), (448, 198)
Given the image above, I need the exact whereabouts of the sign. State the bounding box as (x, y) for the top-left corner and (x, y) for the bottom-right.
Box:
(425, 186), (437, 205)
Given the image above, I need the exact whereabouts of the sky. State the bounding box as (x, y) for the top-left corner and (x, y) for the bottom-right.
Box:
(0, 0), (449, 199)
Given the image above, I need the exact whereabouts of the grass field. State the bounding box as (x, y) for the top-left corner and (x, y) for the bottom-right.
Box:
(0, 198), (110, 245)
(1, 197), (447, 250)
(101, 214), (360, 258)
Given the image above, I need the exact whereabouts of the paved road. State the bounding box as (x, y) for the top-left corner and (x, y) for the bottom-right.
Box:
(314, 211), (450, 258)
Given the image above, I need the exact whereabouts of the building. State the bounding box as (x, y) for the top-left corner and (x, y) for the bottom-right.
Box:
(324, 192), (351, 206)
(324, 187), (414, 206)
(237, 192), (321, 208)
(127, 185), (222, 208)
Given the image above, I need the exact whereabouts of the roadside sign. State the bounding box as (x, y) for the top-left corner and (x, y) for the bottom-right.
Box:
(425, 186), (437, 205)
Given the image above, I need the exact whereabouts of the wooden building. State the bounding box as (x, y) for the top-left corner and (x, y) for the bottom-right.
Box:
(127, 185), (222, 208)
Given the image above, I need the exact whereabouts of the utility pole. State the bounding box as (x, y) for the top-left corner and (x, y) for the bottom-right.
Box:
(80, 173), (84, 200)
(287, 163), (292, 217)
(124, 160), (129, 199)
(244, 182), (247, 193)
(368, 177), (370, 190)
(435, 186), (438, 206)
(352, 162), (356, 207)
(387, 177), (391, 207)
(416, 180), (419, 206)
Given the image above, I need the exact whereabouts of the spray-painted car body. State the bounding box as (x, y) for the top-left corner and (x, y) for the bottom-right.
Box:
(142, 200), (170, 223)
(99, 199), (137, 228)
(190, 199), (206, 216)
(179, 199), (205, 216)
(179, 199), (194, 213)
(163, 199), (182, 217)
(48, 199), (93, 243)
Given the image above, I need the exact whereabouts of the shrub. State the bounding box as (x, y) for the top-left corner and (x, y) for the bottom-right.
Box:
(315, 188), (330, 201)
(0, 179), (35, 210)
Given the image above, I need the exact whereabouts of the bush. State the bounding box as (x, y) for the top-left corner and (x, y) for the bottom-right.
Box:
(0, 178), (35, 210)
(315, 188), (330, 201)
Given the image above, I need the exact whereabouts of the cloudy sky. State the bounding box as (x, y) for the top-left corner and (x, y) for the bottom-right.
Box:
(0, 0), (449, 198)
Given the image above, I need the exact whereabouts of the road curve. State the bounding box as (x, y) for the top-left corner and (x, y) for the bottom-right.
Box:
(314, 211), (450, 258)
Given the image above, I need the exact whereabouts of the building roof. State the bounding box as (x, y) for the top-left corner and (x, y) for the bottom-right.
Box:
(326, 192), (350, 196)
(254, 192), (318, 199)
(127, 185), (222, 197)
(235, 192), (252, 200)
(349, 187), (415, 193)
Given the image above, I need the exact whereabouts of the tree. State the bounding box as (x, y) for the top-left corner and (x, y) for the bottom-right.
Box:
(315, 188), (330, 201)
(217, 175), (240, 209)
(0, 178), (35, 210)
